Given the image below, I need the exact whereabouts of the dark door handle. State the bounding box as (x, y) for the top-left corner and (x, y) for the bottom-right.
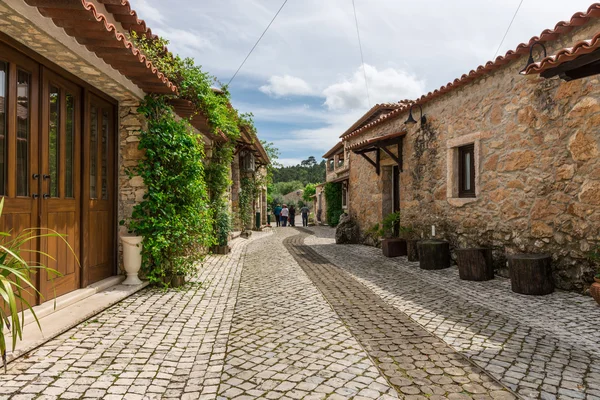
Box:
(32, 193), (39, 199)
(33, 173), (40, 179)
(43, 174), (51, 180)
(43, 194), (50, 200)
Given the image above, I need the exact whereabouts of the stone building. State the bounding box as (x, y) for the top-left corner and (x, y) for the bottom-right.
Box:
(329, 4), (600, 291)
(312, 183), (327, 225)
(0, 0), (269, 306)
(230, 127), (270, 231)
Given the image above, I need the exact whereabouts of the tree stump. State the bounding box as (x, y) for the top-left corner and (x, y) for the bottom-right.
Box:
(407, 239), (420, 262)
(456, 248), (494, 281)
(382, 239), (407, 257)
(508, 254), (554, 295)
(418, 240), (450, 270)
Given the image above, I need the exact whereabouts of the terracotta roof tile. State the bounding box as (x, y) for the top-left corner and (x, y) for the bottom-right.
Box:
(25, 0), (176, 94)
(348, 131), (406, 151)
(323, 141), (344, 159)
(342, 3), (600, 142)
(522, 31), (600, 75)
(340, 101), (407, 138)
(97, 0), (157, 39)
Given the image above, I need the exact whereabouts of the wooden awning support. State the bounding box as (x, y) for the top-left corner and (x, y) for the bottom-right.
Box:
(351, 134), (404, 175)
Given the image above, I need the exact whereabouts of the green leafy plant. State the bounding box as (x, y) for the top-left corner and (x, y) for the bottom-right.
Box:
(303, 183), (317, 203)
(381, 211), (401, 237)
(0, 198), (66, 372)
(214, 201), (232, 247)
(324, 182), (344, 226)
(239, 176), (261, 231)
(124, 96), (214, 286)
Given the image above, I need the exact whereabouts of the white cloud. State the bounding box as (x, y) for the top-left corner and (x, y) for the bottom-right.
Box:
(132, 0), (165, 25)
(259, 75), (314, 97)
(323, 64), (425, 111)
(279, 158), (306, 167)
(154, 28), (213, 53)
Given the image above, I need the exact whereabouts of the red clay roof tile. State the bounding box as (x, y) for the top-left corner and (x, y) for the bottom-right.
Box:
(522, 31), (600, 75)
(342, 3), (600, 142)
(25, 0), (176, 95)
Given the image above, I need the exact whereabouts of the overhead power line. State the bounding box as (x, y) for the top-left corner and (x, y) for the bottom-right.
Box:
(227, 0), (290, 86)
(493, 0), (525, 59)
(351, 0), (371, 108)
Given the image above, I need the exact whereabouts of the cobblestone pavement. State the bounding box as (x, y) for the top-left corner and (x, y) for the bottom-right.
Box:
(0, 230), (271, 400)
(285, 231), (515, 400)
(303, 226), (600, 400)
(218, 227), (398, 399)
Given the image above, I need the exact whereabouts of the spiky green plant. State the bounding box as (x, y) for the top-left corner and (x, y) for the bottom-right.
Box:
(0, 198), (67, 372)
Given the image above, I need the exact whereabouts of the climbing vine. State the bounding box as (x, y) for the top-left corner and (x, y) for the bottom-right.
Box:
(239, 176), (262, 231)
(131, 33), (260, 256)
(124, 96), (213, 285)
(324, 182), (344, 226)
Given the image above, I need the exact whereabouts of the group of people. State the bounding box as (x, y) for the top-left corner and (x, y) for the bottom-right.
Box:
(273, 204), (310, 227)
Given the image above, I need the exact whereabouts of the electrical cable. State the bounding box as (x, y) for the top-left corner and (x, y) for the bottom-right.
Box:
(493, 0), (525, 59)
(227, 0), (289, 86)
(351, 0), (371, 107)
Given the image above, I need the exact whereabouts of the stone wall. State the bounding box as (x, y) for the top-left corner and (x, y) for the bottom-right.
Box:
(345, 20), (600, 291)
(117, 100), (147, 273)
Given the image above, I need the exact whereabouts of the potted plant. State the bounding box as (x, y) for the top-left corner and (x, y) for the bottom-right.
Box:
(0, 198), (65, 371)
(380, 212), (407, 257)
(211, 207), (231, 255)
(119, 219), (143, 286)
(588, 246), (600, 305)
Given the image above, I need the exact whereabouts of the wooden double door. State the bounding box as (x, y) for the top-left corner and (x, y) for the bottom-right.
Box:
(0, 43), (116, 306)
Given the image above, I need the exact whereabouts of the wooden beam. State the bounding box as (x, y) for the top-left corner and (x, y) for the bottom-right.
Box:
(376, 148), (380, 176)
(380, 145), (400, 165)
(358, 152), (377, 169)
(398, 138), (403, 172)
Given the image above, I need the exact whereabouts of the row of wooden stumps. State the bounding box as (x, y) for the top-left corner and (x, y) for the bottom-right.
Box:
(417, 240), (554, 296)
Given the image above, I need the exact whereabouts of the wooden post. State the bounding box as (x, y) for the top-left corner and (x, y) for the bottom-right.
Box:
(418, 240), (450, 270)
(407, 239), (419, 262)
(382, 238), (407, 257)
(508, 254), (554, 295)
(456, 248), (494, 281)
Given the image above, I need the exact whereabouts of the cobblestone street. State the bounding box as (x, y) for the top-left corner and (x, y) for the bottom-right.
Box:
(1, 227), (599, 399)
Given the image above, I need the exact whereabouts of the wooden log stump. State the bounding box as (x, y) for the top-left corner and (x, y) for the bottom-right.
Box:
(508, 254), (554, 295)
(382, 238), (407, 257)
(418, 240), (450, 270)
(407, 239), (420, 262)
(456, 248), (494, 281)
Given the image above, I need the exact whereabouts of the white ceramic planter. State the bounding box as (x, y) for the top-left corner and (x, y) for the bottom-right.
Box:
(120, 235), (143, 285)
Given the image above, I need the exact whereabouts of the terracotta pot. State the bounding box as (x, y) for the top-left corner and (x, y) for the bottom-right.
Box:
(120, 235), (143, 285)
(382, 238), (407, 257)
(591, 282), (600, 305)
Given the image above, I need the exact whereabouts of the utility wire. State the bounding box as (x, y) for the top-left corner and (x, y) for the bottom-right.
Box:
(493, 0), (525, 59)
(351, 0), (371, 108)
(227, 0), (289, 86)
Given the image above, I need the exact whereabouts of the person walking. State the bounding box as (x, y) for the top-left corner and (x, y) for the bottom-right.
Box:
(274, 204), (282, 227)
(300, 205), (310, 227)
(289, 205), (296, 227)
(280, 204), (289, 227)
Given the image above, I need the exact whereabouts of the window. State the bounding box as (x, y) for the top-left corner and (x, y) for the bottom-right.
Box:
(0, 61), (6, 195)
(328, 158), (334, 171)
(16, 70), (30, 197)
(337, 154), (344, 169)
(240, 151), (255, 172)
(458, 144), (475, 198)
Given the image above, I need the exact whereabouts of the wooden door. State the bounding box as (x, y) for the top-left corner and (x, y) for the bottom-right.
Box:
(82, 93), (115, 286)
(0, 44), (40, 308)
(39, 68), (81, 300)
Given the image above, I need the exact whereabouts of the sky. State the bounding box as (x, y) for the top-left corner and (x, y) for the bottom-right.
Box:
(128, 0), (595, 166)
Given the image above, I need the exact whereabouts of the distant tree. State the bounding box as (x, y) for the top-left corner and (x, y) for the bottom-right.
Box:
(272, 156), (325, 185)
(303, 183), (317, 203)
(301, 156), (317, 167)
(274, 180), (304, 196)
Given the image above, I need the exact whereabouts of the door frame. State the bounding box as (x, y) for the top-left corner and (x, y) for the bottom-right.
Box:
(39, 67), (82, 300)
(81, 91), (118, 287)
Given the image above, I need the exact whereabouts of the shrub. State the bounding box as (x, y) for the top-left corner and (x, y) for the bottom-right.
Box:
(324, 182), (344, 226)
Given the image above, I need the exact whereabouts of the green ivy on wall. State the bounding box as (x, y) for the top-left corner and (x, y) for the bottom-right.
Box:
(324, 182), (344, 227)
(125, 96), (213, 284)
(239, 176), (261, 231)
